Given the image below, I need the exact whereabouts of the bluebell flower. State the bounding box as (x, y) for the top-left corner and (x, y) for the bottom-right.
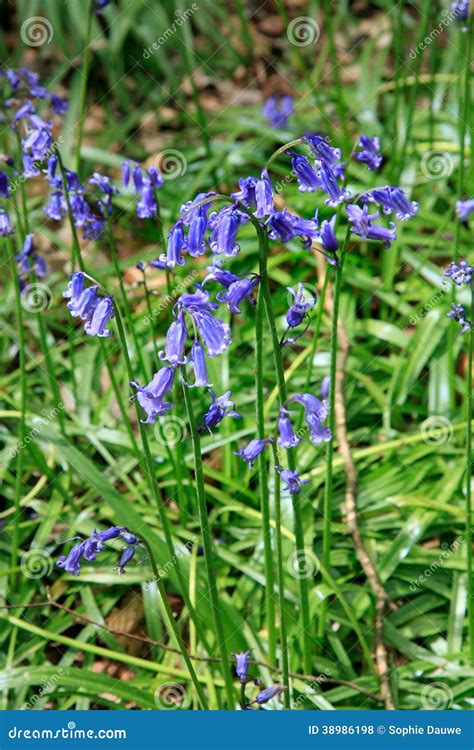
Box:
(277, 408), (301, 449)
(456, 198), (474, 222)
(161, 220), (185, 269)
(84, 296), (114, 337)
(180, 191), (216, 224)
(262, 95), (293, 128)
(192, 309), (232, 357)
(217, 275), (260, 314)
(132, 367), (175, 423)
(44, 191), (67, 221)
(452, 1), (470, 27)
(200, 391), (241, 432)
(352, 135), (382, 171)
(69, 192), (92, 227)
(267, 208), (319, 248)
(318, 161), (350, 207)
(15, 234), (47, 280)
(189, 340), (211, 388)
(232, 650), (252, 684)
(231, 176), (258, 207)
(203, 261), (240, 289)
(234, 437), (273, 470)
(184, 207), (207, 258)
(177, 285), (217, 313)
(254, 170), (274, 219)
(287, 392), (331, 445)
(290, 152), (322, 192)
(315, 215), (338, 261)
(122, 161), (131, 188)
(276, 466), (309, 495)
(346, 204), (397, 247)
(365, 186), (418, 221)
(159, 310), (188, 365)
(320, 375), (330, 400)
(50, 94), (68, 115)
(88, 171), (119, 207)
(136, 181), (157, 218)
(253, 685), (288, 705)
(444, 260), (473, 287)
(0, 210), (13, 236)
(56, 526), (139, 577)
(447, 303), (471, 334)
(286, 282), (315, 328)
(0, 171), (9, 197)
(209, 206), (249, 257)
(304, 134), (341, 165)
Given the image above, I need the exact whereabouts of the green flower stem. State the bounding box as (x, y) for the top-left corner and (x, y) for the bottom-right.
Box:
(105, 215), (148, 381)
(467, 279), (474, 664)
(318, 227), (350, 639)
(272, 443), (291, 709)
(251, 216), (312, 675)
(182, 383), (236, 708)
(56, 149), (85, 274)
(113, 304), (213, 662)
(140, 537), (209, 709)
(12, 142), (66, 436)
(6, 236), (26, 585)
(75, 0), (95, 175)
(255, 286), (276, 666)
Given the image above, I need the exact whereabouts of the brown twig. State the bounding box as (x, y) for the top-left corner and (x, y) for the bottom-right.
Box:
(320, 255), (396, 710)
(0, 596), (380, 701)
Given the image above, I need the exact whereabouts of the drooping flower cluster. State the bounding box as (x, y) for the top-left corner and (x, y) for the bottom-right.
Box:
(352, 135), (382, 171)
(63, 272), (115, 337)
(444, 260), (473, 334)
(122, 161), (164, 219)
(456, 198), (474, 223)
(56, 526), (139, 576)
(451, 1), (470, 29)
(262, 95), (293, 129)
(231, 649), (287, 708)
(15, 234), (47, 285)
